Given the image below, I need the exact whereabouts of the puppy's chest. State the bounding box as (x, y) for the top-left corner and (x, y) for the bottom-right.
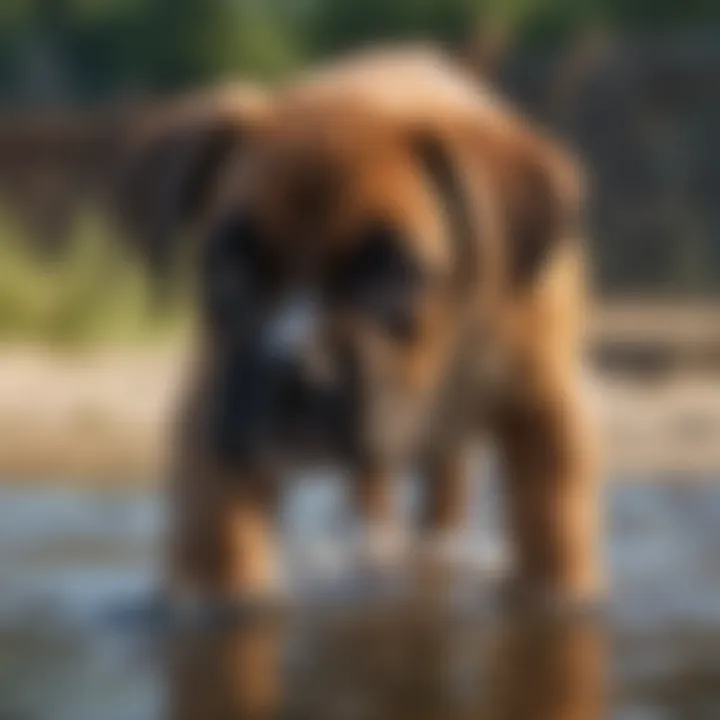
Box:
(428, 342), (515, 445)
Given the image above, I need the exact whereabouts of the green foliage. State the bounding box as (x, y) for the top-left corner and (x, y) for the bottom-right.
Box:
(0, 212), (187, 347)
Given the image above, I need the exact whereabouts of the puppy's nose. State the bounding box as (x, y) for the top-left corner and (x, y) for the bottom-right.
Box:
(262, 292), (320, 362)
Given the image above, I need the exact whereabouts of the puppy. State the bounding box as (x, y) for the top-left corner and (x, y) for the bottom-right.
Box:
(3, 47), (602, 608)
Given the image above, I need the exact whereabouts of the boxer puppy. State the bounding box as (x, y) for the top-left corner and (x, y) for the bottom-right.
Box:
(145, 47), (600, 610)
(2, 46), (601, 609)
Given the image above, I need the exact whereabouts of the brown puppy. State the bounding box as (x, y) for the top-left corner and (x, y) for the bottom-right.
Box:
(136, 47), (600, 608)
(2, 46), (600, 607)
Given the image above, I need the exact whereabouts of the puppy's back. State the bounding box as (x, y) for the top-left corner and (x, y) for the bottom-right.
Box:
(279, 45), (509, 124)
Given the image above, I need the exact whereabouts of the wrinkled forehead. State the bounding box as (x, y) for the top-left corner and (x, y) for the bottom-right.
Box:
(220, 116), (453, 276)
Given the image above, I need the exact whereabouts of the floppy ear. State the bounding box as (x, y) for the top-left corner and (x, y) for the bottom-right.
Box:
(411, 114), (582, 291)
(495, 128), (583, 286)
(113, 86), (266, 276)
(411, 131), (479, 291)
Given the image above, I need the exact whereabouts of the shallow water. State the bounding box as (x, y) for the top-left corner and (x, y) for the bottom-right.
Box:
(1, 479), (719, 719)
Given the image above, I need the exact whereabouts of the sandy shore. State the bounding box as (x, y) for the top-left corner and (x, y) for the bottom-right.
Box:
(1, 345), (719, 483)
(0, 347), (183, 483)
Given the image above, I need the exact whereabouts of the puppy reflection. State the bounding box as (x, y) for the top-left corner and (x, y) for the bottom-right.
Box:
(483, 614), (605, 720)
(166, 621), (282, 720)
(164, 610), (604, 720)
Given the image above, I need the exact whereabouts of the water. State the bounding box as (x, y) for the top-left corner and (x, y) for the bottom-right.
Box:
(0, 480), (719, 719)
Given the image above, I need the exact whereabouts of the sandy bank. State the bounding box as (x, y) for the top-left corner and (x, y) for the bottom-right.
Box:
(0, 346), (719, 483)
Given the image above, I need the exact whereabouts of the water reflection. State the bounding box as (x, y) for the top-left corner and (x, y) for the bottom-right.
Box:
(164, 607), (604, 720)
(2, 483), (720, 719)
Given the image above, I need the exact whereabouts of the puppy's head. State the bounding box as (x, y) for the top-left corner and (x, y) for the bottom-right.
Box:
(131, 52), (580, 471)
(200, 120), (481, 470)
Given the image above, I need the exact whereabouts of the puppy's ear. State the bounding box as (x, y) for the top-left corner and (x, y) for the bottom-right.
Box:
(114, 86), (266, 276)
(411, 130), (478, 291)
(411, 116), (582, 291)
(496, 130), (583, 286)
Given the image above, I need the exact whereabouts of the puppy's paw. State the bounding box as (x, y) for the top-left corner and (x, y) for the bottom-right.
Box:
(162, 582), (290, 629)
(342, 524), (411, 603)
(416, 532), (507, 575)
(498, 577), (606, 619)
(408, 533), (509, 612)
(355, 523), (410, 570)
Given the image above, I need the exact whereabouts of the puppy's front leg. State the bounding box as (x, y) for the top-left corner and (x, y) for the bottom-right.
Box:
(352, 467), (407, 571)
(413, 449), (472, 602)
(420, 449), (468, 538)
(354, 467), (396, 529)
(167, 455), (280, 608)
(494, 376), (602, 608)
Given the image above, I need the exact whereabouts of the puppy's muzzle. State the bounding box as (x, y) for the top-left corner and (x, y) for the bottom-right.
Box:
(210, 317), (355, 466)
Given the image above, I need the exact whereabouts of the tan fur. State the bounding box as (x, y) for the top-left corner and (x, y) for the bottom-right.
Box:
(420, 448), (469, 533)
(173, 50), (596, 604)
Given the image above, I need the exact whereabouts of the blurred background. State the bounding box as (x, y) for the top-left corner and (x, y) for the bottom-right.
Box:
(1, 2), (720, 719)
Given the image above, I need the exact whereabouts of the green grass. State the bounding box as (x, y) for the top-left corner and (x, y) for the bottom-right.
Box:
(0, 211), (189, 348)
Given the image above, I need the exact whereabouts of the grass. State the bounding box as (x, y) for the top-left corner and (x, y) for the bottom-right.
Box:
(0, 210), (189, 348)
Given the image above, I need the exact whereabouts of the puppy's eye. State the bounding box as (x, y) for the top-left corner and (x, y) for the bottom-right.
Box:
(203, 215), (277, 327)
(328, 223), (424, 341)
